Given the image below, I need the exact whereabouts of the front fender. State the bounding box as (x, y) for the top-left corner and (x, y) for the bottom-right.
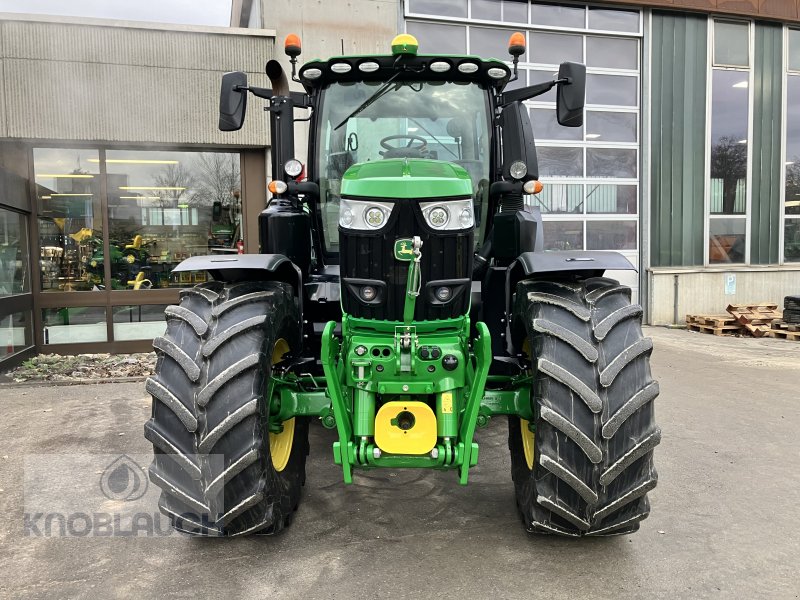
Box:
(172, 253), (300, 285)
(516, 250), (635, 276)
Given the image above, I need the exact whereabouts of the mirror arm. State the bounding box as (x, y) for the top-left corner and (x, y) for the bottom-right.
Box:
(500, 80), (556, 106)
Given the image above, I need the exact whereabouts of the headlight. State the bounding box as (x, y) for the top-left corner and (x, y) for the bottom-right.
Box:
(509, 161), (527, 180)
(420, 198), (474, 231)
(339, 198), (394, 230)
(284, 159), (303, 177)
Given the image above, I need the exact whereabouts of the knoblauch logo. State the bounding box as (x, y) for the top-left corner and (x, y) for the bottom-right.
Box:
(99, 454), (149, 501)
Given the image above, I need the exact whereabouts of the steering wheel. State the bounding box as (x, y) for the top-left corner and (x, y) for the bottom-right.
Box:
(380, 134), (428, 153)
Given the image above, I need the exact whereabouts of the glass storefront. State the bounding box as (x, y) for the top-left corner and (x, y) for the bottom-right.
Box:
(0, 311), (32, 360)
(42, 306), (108, 345)
(785, 30), (800, 263)
(0, 142), (34, 365)
(34, 148), (242, 292)
(34, 148), (103, 291)
(0, 208), (29, 296)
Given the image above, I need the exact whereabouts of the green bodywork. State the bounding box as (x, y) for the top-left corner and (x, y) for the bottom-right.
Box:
(342, 159), (473, 199)
(267, 157), (532, 484)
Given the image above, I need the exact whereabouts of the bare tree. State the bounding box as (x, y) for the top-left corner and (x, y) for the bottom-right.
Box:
(192, 153), (241, 208)
(710, 136), (748, 214)
(787, 158), (800, 216)
(152, 163), (196, 207)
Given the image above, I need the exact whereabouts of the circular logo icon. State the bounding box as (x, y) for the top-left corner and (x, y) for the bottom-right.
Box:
(99, 454), (149, 501)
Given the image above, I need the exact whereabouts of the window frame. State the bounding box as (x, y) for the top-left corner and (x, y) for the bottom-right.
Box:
(781, 26), (800, 264)
(704, 17), (754, 266)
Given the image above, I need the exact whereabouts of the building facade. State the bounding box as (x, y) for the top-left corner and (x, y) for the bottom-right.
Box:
(0, 12), (275, 369)
(2, 1), (799, 369)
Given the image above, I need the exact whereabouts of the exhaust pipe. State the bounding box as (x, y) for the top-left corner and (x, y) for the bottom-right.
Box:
(266, 60), (290, 96)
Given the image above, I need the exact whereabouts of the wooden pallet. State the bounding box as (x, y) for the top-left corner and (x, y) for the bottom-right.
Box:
(768, 329), (800, 341)
(726, 304), (783, 337)
(771, 321), (800, 332)
(685, 314), (744, 336)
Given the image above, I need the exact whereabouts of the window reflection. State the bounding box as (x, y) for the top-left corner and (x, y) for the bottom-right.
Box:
(406, 21), (466, 54)
(113, 304), (168, 340)
(0, 311), (32, 359)
(34, 148), (102, 292)
(42, 306), (108, 344)
(106, 150), (242, 289)
(710, 70), (749, 215)
(0, 210), (29, 296)
(543, 221), (583, 250)
(785, 73), (800, 262)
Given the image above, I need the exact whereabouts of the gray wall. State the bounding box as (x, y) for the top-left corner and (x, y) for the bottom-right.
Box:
(0, 14), (275, 147)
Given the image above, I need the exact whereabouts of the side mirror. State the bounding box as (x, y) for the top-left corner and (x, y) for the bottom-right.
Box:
(500, 101), (538, 181)
(219, 71), (248, 132)
(556, 62), (586, 127)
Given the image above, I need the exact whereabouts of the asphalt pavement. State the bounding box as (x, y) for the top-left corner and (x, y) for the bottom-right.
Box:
(1, 327), (799, 599)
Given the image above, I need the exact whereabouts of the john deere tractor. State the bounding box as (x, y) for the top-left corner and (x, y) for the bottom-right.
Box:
(145, 32), (660, 538)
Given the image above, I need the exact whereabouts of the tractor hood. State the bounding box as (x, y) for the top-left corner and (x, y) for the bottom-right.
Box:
(341, 159), (473, 199)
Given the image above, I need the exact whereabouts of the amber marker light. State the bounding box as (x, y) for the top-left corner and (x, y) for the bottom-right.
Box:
(285, 33), (302, 58)
(268, 180), (288, 195)
(508, 32), (525, 58)
(523, 180), (544, 195)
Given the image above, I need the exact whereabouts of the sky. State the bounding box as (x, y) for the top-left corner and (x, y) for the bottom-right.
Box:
(0, 0), (232, 27)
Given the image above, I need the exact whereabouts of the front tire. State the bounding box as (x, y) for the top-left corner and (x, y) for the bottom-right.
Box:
(510, 278), (660, 537)
(144, 280), (309, 536)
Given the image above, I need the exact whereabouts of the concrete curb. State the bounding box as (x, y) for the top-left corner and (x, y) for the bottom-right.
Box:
(0, 376), (148, 388)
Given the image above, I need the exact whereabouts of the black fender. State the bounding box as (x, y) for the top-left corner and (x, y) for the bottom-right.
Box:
(172, 253), (301, 286)
(516, 250), (636, 276)
(503, 251), (636, 356)
(173, 253), (304, 352)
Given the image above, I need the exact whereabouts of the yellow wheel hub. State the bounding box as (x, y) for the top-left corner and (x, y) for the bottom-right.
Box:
(521, 418), (535, 470)
(269, 338), (294, 472)
(520, 339), (534, 470)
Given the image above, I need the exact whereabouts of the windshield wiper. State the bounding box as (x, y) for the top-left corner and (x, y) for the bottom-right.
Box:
(334, 72), (402, 131)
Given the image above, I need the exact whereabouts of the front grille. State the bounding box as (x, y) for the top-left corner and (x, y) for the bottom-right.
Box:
(339, 198), (473, 321)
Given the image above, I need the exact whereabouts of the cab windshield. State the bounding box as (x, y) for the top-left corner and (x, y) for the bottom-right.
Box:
(316, 80), (491, 254)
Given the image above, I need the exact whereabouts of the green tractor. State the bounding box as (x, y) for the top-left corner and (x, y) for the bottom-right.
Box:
(145, 32), (660, 538)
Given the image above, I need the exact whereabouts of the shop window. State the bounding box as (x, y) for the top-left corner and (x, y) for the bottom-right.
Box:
(537, 147), (584, 178)
(543, 221), (583, 250)
(472, 0), (501, 21)
(0, 209), (29, 296)
(586, 111), (637, 143)
(42, 307), (108, 344)
(501, 0), (527, 24)
(531, 2), (584, 29)
(530, 108), (582, 141)
(471, 27), (525, 61)
(112, 305), (168, 340)
(586, 37), (638, 70)
(0, 311), (32, 359)
(587, 185), (637, 214)
(530, 32), (583, 64)
(587, 7), (639, 34)
(105, 150), (242, 290)
(586, 74), (638, 107)
(708, 21), (751, 265)
(790, 29), (800, 72)
(714, 21), (750, 68)
(531, 184), (583, 214)
(34, 148), (103, 292)
(785, 36), (800, 262)
(408, 0), (467, 18)
(586, 220), (637, 250)
(406, 21), (466, 54)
